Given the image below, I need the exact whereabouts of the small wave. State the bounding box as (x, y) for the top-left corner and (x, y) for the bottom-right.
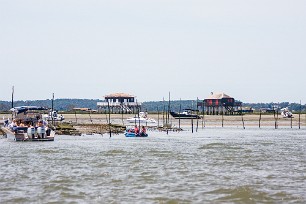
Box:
(212, 186), (273, 202)
(103, 149), (128, 156)
(37, 149), (61, 154)
(153, 197), (190, 204)
(198, 143), (243, 150)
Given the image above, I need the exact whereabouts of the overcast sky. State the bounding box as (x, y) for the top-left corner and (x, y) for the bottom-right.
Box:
(1, 0), (305, 103)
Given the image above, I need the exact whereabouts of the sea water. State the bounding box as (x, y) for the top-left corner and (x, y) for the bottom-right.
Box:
(0, 128), (305, 203)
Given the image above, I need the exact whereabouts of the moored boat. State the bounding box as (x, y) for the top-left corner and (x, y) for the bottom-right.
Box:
(170, 109), (201, 119)
(126, 112), (157, 125)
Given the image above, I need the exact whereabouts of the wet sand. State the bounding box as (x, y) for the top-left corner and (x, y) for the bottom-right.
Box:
(61, 113), (306, 129)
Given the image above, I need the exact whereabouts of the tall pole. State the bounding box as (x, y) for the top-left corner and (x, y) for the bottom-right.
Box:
(157, 106), (160, 127)
(11, 86), (14, 119)
(162, 97), (165, 127)
(259, 108), (262, 128)
(51, 93), (54, 126)
(196, 97), (199, 132)
(221, 104), (224, 128)
(108, 101), (111, 138)
(202, 100), (205, 129)
(179, 98), (181, 129)
(299, 100), (301, 129)
(167, 92), (171, 125)
(241, 104), (245, 129)
(137, 100), (140, 130)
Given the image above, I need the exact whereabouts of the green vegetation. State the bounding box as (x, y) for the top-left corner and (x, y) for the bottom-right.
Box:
(0, 99), (305, 113)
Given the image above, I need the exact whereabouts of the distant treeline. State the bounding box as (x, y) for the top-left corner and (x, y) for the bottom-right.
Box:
(0, 99), (305, 113)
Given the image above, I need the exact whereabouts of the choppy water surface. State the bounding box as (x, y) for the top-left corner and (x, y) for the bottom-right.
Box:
(1, 128), (306, 203)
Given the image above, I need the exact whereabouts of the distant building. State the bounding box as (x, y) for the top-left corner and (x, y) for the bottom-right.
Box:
(97, 93), (141, 113)
(198, 92), (242, 115)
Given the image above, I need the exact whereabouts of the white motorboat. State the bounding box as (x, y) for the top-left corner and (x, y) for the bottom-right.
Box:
(1, 106), (55, 141)
(126, 112), (157, 125)
(43, 110), (65, 122)
(281, 107), (294, 118)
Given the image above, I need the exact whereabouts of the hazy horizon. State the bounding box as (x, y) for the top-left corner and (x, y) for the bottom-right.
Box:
(1, 0), (305, 103)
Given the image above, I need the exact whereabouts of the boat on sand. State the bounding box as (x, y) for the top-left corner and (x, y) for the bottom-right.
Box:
(170, 109), (201, 119)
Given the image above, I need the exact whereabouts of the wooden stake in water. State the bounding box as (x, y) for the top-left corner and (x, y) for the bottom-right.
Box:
(196, 98), (199, 132)
(121, 106), (124, 126)
(167, 92), (171, 126)
(202, 100), (205, 129)
(74, 110), (78, 123)
(157, 106), (160, 127)
(137, 102), (140, 131)
(299, 100), (301, 129)
(162, 97), (165, 127)
(221, 104), (224, 128)
(89, 110), (93, 124)
(241, 105), (245, 129)
(259, 109), (262, 128)
(179, 98), (181, 129)
(191, 118), (194, 133)
(51, 93), (54, 126)
(276, 104), (279, 129)
(11, 86), (14, 120)
(107, 101), (111, 138)
(273, 105), (277, 129)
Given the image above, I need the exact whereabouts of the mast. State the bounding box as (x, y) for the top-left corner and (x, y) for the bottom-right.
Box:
(11, 86), (14, 119)
(167, 91), (171, 126)
(51, 93), (54, 125)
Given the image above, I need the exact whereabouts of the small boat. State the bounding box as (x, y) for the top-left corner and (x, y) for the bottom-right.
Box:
(170, 109), (201, 119)
(124, 127), (148, 137)
(43, 110), (65, 122)
(281, 107), (294, 118)
(1, 106), (55, 141)
(126, 112), (157, 125)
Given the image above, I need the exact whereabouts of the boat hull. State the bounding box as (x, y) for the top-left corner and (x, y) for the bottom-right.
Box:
(124, 132), (148, 137)
(170, 112), (201, 119)
(1, 127), (55, 142)
(126, 118), (156, 124)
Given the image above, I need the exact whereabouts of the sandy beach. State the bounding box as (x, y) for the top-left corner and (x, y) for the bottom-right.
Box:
(52, 113), (306, 129)
(1, 113), (305, 136)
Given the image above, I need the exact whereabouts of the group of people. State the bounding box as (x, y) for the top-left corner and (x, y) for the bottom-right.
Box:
(128, 125), (147, 136)
(5, 118), (48, 133)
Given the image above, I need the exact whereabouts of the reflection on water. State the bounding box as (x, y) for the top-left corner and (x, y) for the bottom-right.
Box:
(0, 128), (306, 203)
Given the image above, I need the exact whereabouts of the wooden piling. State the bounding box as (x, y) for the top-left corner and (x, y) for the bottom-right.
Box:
(107, 101), (111, 138)
(74, 110), (78, 123)
(196, 98), (199, 132)
(202, 100), (205, 129)
(241, 105), (245, 129)
(221, 105), (224, 127)
(179, 98), (181, 129)
(51, 93), (54, 126)
(11, 86), (14, 120)
(259, 110), (262, 128)
(299, 100), (301, 129)
(157, 106), (160, 127)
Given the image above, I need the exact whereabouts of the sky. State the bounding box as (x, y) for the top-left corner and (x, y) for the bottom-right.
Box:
(0, 0), (305, 103)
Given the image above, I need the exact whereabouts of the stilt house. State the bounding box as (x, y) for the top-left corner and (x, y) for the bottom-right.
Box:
(97, 93), (141, 113)
(201, 92), (242, 115)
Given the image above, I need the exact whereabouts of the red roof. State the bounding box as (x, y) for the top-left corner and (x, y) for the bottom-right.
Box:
(205, 92), (233, 100)
(104, 93), (135, 98)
